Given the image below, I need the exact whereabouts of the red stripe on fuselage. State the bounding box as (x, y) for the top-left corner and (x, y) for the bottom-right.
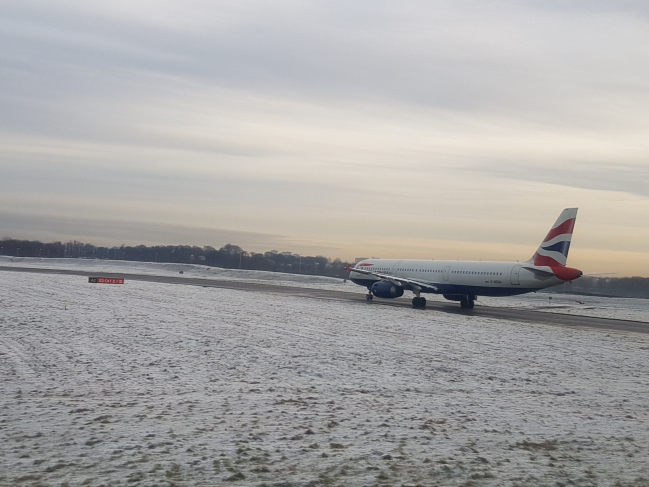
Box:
(552, 266), (582, 281)
(532, 253), (582, 281)
(543, 218), (576, 243)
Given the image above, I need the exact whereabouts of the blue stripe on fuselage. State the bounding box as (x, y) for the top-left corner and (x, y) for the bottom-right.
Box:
(350, 278), (536, 298)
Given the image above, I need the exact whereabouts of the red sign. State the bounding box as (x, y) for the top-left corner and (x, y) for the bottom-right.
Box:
(88, 277), (124, 284)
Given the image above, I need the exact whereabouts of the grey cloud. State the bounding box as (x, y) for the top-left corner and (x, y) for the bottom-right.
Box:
(4, 0), (648, 123)
(524, 0), (649, 17)
(0, 161), (360, 213)
(473, 161), (649, 198)
(0, 211), (286, 250)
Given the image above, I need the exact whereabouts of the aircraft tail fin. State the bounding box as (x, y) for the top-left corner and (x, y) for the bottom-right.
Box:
(527, 208), (578, 267)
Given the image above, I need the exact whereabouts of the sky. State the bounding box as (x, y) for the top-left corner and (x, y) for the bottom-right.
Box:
(1, 1), (649, 276)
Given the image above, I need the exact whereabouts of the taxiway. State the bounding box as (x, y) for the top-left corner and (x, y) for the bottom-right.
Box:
(3, 265), (648, 334)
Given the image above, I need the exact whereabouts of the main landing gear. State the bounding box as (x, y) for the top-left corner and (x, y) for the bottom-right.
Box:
(366, 293), (373, 301)
(460, 295), (475, 309)
(412, 296), (426, 309)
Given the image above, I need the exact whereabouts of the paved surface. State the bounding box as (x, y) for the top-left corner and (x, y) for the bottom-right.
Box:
(3, 265), (649, 334)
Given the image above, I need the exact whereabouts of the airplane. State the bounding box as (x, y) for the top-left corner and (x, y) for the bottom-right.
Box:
(348, 208), (582, 309)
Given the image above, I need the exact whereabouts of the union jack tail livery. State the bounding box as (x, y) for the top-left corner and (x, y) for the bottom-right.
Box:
(528, 208), (578, 267)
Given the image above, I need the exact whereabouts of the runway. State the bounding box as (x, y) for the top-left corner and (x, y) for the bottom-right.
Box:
(3, 265), (649, 334)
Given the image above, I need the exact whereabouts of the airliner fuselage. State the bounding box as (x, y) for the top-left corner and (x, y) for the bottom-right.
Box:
(348, 208), (583, 309)
(350, 259), (571, 297)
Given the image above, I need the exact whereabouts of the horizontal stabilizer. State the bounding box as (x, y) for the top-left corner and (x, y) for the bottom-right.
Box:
(522, 266), (556, 278)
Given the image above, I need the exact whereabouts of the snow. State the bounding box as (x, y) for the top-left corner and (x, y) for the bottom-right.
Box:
(476, 292), (649, 323)
(1, 260), (649, 486)
(0, 256), (362, 293)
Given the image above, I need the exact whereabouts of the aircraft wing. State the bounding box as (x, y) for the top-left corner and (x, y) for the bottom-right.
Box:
(349, 266), (438, 293)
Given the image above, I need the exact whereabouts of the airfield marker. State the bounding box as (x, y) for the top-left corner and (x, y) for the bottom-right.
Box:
(88, 277), (124, 284)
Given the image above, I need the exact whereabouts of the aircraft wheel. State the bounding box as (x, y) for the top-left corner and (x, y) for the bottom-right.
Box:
(467, 299), (475, 309)
(366, 294), (373, 301)
(460, 298), (468, 309)
(412, 297), (426, 309)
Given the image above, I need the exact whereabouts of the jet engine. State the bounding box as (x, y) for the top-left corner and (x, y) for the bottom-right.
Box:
(370, 281), (404, 298)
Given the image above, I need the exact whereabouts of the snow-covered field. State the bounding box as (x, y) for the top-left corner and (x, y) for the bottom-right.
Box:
(2, 261), (649, 486)
(0, 256), (362, 293)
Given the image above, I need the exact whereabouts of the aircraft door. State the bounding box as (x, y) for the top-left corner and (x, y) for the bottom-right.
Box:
(443, 266), (450, 282)
(510, 265), (521, 285)
(392, 261), (402, 274)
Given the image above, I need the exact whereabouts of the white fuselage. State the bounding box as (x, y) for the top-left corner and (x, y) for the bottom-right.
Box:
(349, 258), (564, 297)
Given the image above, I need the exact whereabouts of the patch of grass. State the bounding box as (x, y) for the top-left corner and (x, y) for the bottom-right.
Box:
(15, 475), (42, 482)
(376, 471), (389, 481)
(165, 463), (181, 479)
(225, 471), (245, 481)
(45, 462), (72, 473)
(92, 415), (112, 423)
(513, 439), (557, 452)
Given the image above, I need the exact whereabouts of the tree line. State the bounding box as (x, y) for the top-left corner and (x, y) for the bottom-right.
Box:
(0, 238), (352, 278)
(3, 237), (649, 297)
(546, 276), (649, 299)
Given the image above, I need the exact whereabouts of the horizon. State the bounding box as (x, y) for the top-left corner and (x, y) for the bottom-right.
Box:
(3, 233), (648, 281)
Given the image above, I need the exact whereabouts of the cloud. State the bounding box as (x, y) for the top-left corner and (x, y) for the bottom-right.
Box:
(473, 161), (649, 198)
(1, 0), (649, 273)
(0, 211), (290, 252)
